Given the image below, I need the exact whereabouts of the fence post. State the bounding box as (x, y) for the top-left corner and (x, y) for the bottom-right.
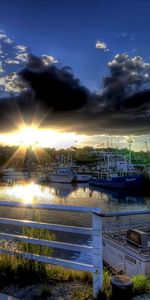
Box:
(92, 213), (103, 299)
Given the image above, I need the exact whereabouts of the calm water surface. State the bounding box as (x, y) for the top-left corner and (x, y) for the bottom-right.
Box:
(0, 181), (149, 263)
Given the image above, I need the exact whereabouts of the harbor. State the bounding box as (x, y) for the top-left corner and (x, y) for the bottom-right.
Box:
(0, 179), (150, 268)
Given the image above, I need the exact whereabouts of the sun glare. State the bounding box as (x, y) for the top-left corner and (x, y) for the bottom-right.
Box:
(0, 126), (85, 148)
(6, 182), (38, 204)
(5, 182), (55, 204)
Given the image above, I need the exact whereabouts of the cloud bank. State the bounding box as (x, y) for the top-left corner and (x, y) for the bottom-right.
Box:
(0, 32), (149, 136)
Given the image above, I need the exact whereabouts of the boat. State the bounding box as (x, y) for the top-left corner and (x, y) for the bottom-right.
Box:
(72, 174), (91, 183)
(48, 167), (74, 183)
(103, 227), (150, 277)
(1, 169), (29, 182)
(47, 165), (91, 183)
(89, 174), (145, 190)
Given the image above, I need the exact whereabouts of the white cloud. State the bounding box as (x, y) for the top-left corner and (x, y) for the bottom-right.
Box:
(42, 54), (58, 65)
(0, 65), (3, 73)
(5, 59), (20, 65)
(144, 73), (149, 78)
(0, 30), (58, 97)
(15, 45), (28, 52)
(0, 73), (28, 93)
(95, 41), (109, 52)
(0, 33), (7, 40)
(15, 53), (28, 62)
(3, 38), (13, 44)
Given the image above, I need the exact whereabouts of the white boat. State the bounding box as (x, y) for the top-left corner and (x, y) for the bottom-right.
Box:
(103, 229), (150, 277)
(48, 167), (74, 183)
(73, 174), (91, 182)
(2, 169), (29, 181)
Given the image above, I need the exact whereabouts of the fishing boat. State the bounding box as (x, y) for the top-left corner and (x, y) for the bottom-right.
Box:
(89, 174), (145, 190)
(72, 173), (91, 183)
(48, 167), (74, 183)
(48, 165), (91, 183)
(1, 169), (29, 182)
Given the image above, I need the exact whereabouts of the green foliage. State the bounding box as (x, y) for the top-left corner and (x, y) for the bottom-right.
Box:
(101, 269), (112, 299)
(15, 210), (55, 282)
(0, 144), (149, 168)
(18, 226), (55, 256)
(46, 265), (92, 283)
(132, 274), (150, 295)
(17, 210), (55, 257)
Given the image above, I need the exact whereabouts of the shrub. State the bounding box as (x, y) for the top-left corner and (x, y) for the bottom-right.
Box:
(132, 274), (150, 295)
(101, 269), (112, 299)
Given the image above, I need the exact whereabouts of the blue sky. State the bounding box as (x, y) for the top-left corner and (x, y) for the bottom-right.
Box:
(0, 0), (150, 90)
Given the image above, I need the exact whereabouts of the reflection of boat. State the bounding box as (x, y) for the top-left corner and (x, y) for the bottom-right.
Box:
(48, 182), (76, 197)
(48, 168), (74, 183)
(89, 185), (145, 203)
(89, 174), (145, 190)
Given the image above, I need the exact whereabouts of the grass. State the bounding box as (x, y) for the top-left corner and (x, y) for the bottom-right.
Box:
(46, 265), (92, 283)
(101, 269), (112, 299)
(1, 254), (150, 300)
(132, 274), (150, 296)
(0, 254), (92, 286)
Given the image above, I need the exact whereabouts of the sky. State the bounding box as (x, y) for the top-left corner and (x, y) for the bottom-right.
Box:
(0, 0), (150, 150)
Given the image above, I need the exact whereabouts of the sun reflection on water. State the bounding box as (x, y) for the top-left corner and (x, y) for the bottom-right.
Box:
(2, 182), (55, 204)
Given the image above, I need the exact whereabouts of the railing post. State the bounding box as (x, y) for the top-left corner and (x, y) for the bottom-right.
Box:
(92, 213), (103, 299)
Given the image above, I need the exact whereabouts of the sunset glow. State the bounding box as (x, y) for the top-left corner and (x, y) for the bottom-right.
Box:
(0, 126), (86, 149)
(6, 182), (55, 204)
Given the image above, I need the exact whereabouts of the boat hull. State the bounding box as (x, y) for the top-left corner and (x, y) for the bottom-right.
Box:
(73, 174), (91, 182)
(48, 175), (74, 183)
(2, 171), (29, 181)
(89, 174), (145, 190)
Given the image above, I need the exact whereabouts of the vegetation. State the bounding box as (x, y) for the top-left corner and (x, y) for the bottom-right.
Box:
(0, 144), (149, 169)
(101, 269), (112, 299)
(132, 274), (150, 295)
(1, 252), (150, 300)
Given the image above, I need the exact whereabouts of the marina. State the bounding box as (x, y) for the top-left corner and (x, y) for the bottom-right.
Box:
(0, 180), (150, 271)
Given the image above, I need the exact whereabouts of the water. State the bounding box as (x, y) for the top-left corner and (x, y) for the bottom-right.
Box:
(0, 180), (149, 263)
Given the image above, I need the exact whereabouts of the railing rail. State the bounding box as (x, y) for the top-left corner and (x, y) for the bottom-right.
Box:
(0, 201), (103, 299)
(1, 202), (150, 297)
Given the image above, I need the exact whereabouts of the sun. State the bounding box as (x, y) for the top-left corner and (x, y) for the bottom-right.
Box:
(17, 127), (39, 147)
(0, 126), (85, 149)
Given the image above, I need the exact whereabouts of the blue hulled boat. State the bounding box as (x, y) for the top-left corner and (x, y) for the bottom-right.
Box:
(89, 174), (145, 190)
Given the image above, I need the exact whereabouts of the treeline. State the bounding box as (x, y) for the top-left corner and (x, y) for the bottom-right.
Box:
(0, 145), (149, 169)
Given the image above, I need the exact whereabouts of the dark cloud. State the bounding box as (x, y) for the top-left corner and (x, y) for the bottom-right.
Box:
(123, 90), (150, 110)
(0, 53), (150, 136)
(19, 54), (89, 111)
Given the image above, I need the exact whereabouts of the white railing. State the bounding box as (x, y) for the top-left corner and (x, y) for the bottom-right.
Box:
(0, 202), (102, 299)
